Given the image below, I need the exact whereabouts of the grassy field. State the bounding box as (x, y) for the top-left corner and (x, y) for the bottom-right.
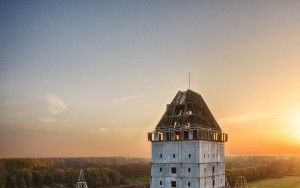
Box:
(248, 176), (300, 188)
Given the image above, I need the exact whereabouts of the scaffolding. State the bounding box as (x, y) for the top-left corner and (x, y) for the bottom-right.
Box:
(148, 90), (228, 142)
(155, 90), (222, 132)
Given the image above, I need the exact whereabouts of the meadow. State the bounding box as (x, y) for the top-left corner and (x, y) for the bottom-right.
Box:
(248, 176), (300, 188)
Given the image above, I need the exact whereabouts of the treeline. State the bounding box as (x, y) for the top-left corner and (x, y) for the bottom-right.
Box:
(2, 156), (300, 187)
(225, 156), (300, 186)
(0, 157), (150, 188)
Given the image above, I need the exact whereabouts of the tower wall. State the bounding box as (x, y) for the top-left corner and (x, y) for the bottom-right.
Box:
(151, 141), (225, 188)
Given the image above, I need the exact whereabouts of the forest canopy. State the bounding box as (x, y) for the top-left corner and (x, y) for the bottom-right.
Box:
(1, 156), (300, 187)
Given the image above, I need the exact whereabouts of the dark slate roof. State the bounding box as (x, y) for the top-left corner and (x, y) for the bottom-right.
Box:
(155, 89), (221, 131)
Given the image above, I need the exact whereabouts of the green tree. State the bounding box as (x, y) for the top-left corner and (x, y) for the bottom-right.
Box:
(18, 177), (26, 188)
(7, 174), (17, 188)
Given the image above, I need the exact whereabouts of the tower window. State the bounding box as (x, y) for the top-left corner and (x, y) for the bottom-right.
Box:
(166, 132), (170, 141)
(188, 182), (191, 187)
(213, 166), (215, 173)
(160, 180), (162, 185)
(173, 154), (175, 158)
(192, 130), (197, 139)
(171, 167), (176, 174)
(184, 131), (189, 139)
(188, 168), (191, 172)
(188, 154), (191, 158)
(204, 154), (205, 158)
(160, 167), (162, 172)
(171, 181), (176, 187)
(160, 154), (162, 158)
(213, 179), (215, 186)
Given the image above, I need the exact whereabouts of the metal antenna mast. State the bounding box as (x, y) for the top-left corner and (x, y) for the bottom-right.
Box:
(189, 72), (191, 90)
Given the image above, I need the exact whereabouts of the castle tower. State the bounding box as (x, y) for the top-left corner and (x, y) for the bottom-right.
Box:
(148, 90), (228, 188)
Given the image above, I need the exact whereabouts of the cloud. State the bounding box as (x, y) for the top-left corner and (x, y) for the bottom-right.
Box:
(113, 93), (149, 102)
(42, 94), (66, 115)
(96, 127), (135, 134)
(218, 112), (276, 124)
(39, 93), (66, 123)
(38, 116), (57, 123)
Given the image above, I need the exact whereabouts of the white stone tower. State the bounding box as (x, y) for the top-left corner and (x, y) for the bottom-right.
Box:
(148, 90), (228, 188)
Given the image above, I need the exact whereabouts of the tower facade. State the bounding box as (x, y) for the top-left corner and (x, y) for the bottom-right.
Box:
(148, 90), (228, 188)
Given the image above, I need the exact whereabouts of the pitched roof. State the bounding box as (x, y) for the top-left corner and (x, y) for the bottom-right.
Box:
(155, 89), (221, 131)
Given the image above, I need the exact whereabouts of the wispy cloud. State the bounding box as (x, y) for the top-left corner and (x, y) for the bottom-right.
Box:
(96, 127), (135, 134)
(42, 94), (66, 115)
(218, 112), (276, 124)
(37, 116), (57, 123)
(113, 93), (149, 102)
(39, 93), (66, 123)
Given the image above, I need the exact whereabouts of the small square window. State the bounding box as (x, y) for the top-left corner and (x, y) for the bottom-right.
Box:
(171, 167), (176, 174)
(171, 181), (176, 187)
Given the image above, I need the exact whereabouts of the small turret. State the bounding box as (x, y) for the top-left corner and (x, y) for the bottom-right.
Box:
(76, 169), (88, 188)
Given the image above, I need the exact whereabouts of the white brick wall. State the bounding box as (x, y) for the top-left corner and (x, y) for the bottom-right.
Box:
(151, 141), (225, 188)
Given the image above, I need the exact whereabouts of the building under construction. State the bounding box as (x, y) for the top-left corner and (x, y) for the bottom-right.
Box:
(148, 89), (228, 188)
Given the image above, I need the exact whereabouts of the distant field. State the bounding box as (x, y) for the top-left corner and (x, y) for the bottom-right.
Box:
(248, 176), (300, 188)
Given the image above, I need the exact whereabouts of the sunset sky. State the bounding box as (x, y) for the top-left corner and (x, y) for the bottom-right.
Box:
(1, 1), (300, 157)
